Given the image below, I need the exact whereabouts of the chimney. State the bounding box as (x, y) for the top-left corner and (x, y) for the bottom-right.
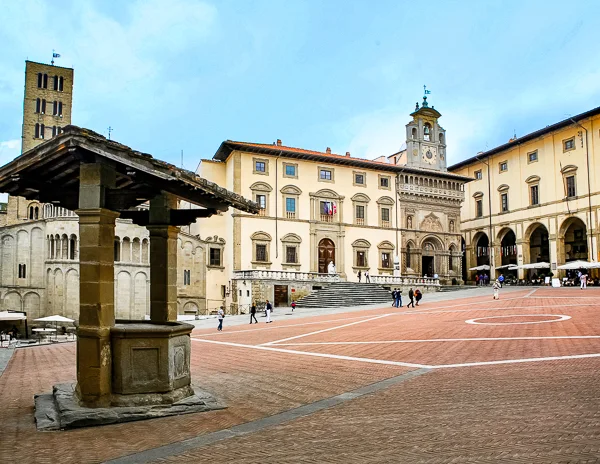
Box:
(345, 151), (351, 157)
(276, 139), (282, 146)
(325, 147), (331, 154)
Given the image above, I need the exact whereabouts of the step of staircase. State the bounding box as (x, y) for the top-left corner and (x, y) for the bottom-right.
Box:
(296, 282), (392, 308)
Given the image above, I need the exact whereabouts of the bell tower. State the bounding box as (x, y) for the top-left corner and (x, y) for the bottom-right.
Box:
(405, 94), (447, 171)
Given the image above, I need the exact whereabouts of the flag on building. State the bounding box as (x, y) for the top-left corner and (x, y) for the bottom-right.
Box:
(53, 53), (61, 58)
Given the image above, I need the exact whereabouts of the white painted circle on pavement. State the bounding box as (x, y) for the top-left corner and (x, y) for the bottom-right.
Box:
(465, 314), (571, 325)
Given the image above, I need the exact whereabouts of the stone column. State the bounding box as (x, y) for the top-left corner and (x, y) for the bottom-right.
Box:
(76, 162), (118, 408)
(148, 193), (179, 323)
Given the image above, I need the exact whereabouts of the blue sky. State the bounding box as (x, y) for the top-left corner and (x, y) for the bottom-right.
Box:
(1, 0), (600, 174)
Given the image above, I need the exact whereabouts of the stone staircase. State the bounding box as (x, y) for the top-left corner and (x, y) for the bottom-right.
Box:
(296, 282), (392, 308)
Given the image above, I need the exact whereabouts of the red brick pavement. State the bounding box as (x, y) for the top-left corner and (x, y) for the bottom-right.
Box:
(1, 288), (600, 463)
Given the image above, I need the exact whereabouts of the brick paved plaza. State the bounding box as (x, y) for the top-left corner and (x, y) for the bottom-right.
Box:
(2, 287), (600, 463)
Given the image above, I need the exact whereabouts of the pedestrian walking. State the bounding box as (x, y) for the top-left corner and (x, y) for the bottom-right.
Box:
(391, 290), (397, 307)
(475, 274), (480, 286)
(357, 270), (362, 283)
(217, 306), (225, 331)
(415, 289), (422, 306)
(265, 300), (273, 323)
(291, 301), (296, 311)
(365, 271), (370, 283)
(498, 273), (505, 288)
(492, 281), (500, 299)
(250, 302), (258, 324)
(407, 288), (415, 308)
(581, 272), (588, 289)
(395, 289), (402, 308)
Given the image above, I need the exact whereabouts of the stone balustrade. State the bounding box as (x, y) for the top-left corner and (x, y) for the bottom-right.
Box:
(369, 274), (440, 286)
(233, 270), (341, 282)
(398, 183), (464, 201)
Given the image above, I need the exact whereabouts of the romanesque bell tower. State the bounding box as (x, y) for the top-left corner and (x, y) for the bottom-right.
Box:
(405, 96), (447, 172)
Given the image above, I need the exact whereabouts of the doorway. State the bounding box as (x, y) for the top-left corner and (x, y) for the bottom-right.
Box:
(422, 256), (434, 276)
(274, 285), (289, 307)
(318, 238), (335, 273)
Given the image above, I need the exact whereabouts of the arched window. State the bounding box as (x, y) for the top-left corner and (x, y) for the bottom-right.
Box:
(37, 73), (43, 88)
(29, 206), (34, 219)
(43, 73), (48, 89)
(53, 75), (59, 90)
(34, 206), (39, 219)
(69, 236), (76, 260)
(58, 76), (64, 91)
(41, 99), (46, 114)
(424, 123), (431, 141)
(40, 124), (45, 139)
(439, 133), (445, 145)
(411, 127), (417, 139)
(114, 238), (121, 262)
(406, 243), (411, 269)
(35, 98), (41, 113)
(34, 123), (40, 139)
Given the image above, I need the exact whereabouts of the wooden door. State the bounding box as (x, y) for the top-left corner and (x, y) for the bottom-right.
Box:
(274, 285), (288, 307)
(318, 238), (335, 274)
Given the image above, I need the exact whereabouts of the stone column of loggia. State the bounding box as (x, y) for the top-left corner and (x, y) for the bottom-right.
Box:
(75, 163), (118, 408)
(148, 193), (179, 323)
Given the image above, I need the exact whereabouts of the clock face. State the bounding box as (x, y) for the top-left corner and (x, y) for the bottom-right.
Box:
(426, 150), (433, 159)
(422, 146), (437, 164)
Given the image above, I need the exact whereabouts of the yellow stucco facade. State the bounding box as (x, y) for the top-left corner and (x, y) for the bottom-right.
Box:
(449, 107), (600, 281)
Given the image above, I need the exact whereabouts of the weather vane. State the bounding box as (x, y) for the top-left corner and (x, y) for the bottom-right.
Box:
(423, 85), (431, 97)
(51, 49), (61, 66)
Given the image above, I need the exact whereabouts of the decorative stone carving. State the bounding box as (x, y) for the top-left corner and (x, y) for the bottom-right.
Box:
(420, 213), (443, 232)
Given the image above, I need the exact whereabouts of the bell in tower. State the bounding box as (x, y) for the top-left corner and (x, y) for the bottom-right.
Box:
(405, 92), (447, 172)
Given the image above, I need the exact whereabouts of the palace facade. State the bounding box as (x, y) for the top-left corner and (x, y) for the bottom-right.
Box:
(197, 99), (471, 308)
(448, 106), (600, 281)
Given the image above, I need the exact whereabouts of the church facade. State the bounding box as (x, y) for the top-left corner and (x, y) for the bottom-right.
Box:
(197, 98), (472, 309)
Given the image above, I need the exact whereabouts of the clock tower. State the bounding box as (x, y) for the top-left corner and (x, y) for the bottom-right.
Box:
(405, 96), (447, 171)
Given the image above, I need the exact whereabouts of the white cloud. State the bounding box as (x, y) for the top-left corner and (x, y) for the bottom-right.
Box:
(0, 139), (21, 164)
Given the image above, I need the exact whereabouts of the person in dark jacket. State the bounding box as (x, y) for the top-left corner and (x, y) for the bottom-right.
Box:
(250, 302), (258, 324)
(395, 289), (402, 308)
(391, 290), (397, 307)
(357, 270), (362, 283)
(407, 288), (415, 308)
(415, 289), (422, 306)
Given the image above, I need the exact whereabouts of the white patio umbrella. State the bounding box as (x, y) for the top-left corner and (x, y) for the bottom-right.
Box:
(515, 262), (550, 270)
(495, 264), (517, 270)
(557, 260), (600, 270)
(469, 265), (490, 271)
(34, 315), (75, 341)
(0, 311), (27, 321)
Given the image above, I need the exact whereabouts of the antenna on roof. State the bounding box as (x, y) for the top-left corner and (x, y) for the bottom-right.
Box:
(181, 149), (184, 169)
(107, 126), (113, 140)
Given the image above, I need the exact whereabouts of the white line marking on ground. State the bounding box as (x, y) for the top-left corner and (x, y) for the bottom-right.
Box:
(399, 303), (597, 317)
(269, 335), (600, 346)
(192, 314), (377, 337)
(260, 314), (393, 346)
(465, 314), (571, 325)
(524, 288), (538, 298)
(191, 338), (429, 369)
(428, 352), (600, 369)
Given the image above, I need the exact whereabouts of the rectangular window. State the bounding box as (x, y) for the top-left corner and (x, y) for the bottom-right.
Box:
(476, 199), (483, 217)
(256, 194), (266, 209)
(563, 137), (575, 152)
(381, 252), (391, 269)
(256, 244), (267, 262)
(474, 170), (482, 180)
(53, 101), (58, 116)
(380, 177), (389, 188)
(285, 164), (296, 177)
(37, 73), (43, 88)
(501, 193), (508, 212)
(58, 76), (64, 92)
(356, 251), (366, 267)
(255, 161), (266, 172)
(18, 264), (26, 278)
(40, 124), (45, 139)
(566, 175), (576, 198)
(183, 269), (191, 285)
(209, 248), (221, 266)
(356, 205), (365, 219)
(354, 173), (364, 185)
(530, 185), (539, 206)
(58, 101), (63, 116)
(286, 246), (297, 264)
(499, 161), (508, 172)
(285, 197), (296, 213)
(320, 169), (332, 180)
(528, 151), (538, 163)
(381, 208), (390, 222)
(53, 75), (59, 91)
(41, 99), (46, 114)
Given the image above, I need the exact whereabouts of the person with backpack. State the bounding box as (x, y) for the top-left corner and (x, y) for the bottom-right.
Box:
(407, 288), (415, 308)
(414, 289), (422, 306)
(265, 300), (273, 323)
(250, 302), (258, 324)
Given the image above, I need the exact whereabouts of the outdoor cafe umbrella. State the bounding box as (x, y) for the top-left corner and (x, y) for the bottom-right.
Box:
(34, 315), (75, 340)
(469, 265), (490, 271)
(557, 260), (600, 270)
(514, 262), (550, 270)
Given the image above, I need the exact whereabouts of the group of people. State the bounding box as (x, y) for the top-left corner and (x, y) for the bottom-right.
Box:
(357, 270), (370, 283)
(218, 298), (292, 331)
(475, 273), (491, 286)
(391, 288), (422, 308)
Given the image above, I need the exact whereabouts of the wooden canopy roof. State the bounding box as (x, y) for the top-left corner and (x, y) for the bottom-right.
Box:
(0, 126), (259, 220)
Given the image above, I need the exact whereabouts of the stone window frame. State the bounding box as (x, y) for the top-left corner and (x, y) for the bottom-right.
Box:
(525, 175), (540, 207)
(353, 170), (367, 187)
(560, 165), (578, 199)
(250, 181), (273, 216)
(377, 240), (395, 274)
(376, 196), (394, 228)
(251, 231), (272, 268)
(474, 169), (482, 180)
(280, 185), (302, 220)
(527, 150), (538, 164)
(281, 233), (302, 269)
(283, 162), (298, 179)
(473, 191), (484, 218)
(498, 160), (508, 173)
(253, 157), (269, 175)
(208, 247), (224, 269)
(352, 239), (371, 271)
(318, 166), (335, 183)
(378, 174), (391, 190)
(497, 184), (509, 213)
(351, 193), (370, 226)
(563, 137), (575, 153)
